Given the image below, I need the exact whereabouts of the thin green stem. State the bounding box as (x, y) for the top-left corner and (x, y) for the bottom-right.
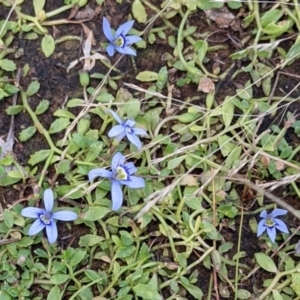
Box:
(45, 4), (74, 19)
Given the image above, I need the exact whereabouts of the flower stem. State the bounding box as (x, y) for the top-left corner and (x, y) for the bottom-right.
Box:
(45, 4), (74, 19)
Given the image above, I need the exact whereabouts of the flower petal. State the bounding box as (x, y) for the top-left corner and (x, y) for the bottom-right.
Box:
(28, 219), (45, 236)
(116, 20), (134, 36)
(106, 44), (115, 57)
(266, 227), (277, 243)
(46, 220), (58, 244)
(125, 119), (135, 127)
(125, 35), (142, 45)
(126, 132), (142, 149)
(121, 176), (145, 188)
(108, 125), (125, 138)
(133, 128), (147, 136)
(274, 219), (289, 234)
(257, 219), (266, 237)
(21, 207), (45, 218)
(88, 168), (112, 181)
(103, 17), (114, 42)
(111, 180), (123, 211)
(124, 162), (137, 175)
(107, 109), (123, 124)
(259, 210), (268, 218)
(52, 211), (77, 221)
(116, 46), (136, 56)
(112, 152), (125, 170)
(44, 189), (54, 212)
(270, 209), (288, 218)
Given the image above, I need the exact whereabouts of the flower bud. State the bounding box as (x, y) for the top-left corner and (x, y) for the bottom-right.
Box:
(77, 114), (91, 135)
(79, 71), (90, 87)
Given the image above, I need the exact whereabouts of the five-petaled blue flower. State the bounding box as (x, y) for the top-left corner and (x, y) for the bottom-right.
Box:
(108, 109), (147, 150)
(257, 209), (289, 243)
(21, 189), (77, 244)
(88, 152), (145, 211)
(102, 17), (142, 56)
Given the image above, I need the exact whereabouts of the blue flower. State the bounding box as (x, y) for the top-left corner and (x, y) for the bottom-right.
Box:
(21, 189), (77, 244)
(102, 17), (142, 56)
(257, 209), (289, 243)
(108, 109), (147, 150)
(88, 152), (145, 211)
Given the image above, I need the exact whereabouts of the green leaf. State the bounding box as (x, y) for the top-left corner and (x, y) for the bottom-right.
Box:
(236, 289), (251, 299)
(0, 59), (16, 71)
(28, 149), (51, 165)
(69, 249), (87, 267)
(41, 35), (55, 58)
(123, 98), (141, 118)
(53, 109), (75, 119)
(79, 234), (104, 247)
(133, 284), (162, 300)
(291, 273), (300, 296)
(167, 155), (187, 169)
(35, 99), (50, 115)
(194, 40), (208, 63)
(261, 10), (282, 27)
(83, 206), (111, 221)
(33, 0), (45, 15)
(48, 118), (71, 134)
(132, 0), (147, 23)
(136, 71), (158, 82)
(272, 290), (284, 300)
(255, 253), (278, 273)
(3, 209), (14, 228)
(19, 126), (37, 142)
(50, 274), (70, 285)
(222, 96), (235, 127)
(218, 242), (234, 253)
(0, 290), (12, 300)
(47, 286), (60, 300)
(6, 105), (23, 115)
(180, 278), (203, 299)
(26, 80), (40, 96)
(176, 253), (187, 268)
(156, 66), (168, 89)
(285, 42), (300, 65)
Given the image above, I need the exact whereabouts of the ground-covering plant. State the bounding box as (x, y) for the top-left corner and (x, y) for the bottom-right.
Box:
(1, 0), (300, 299)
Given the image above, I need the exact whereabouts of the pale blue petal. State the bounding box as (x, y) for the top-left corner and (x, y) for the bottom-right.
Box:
(124, 162), (137, 174)
(111, 180), (123, 211)
(121, 176), (145, 188)
(107, 109), (123, 124)
(113, 132), (126, 143)
(274, 219), (289, 233)
(270, 209), (288, 218)
(116, 46), (136, 56)
(260, 210), (268, 218)
(88, 168), (112, 181)
(21, 207), (44, 218)
(46, 220), (58, 244)
(103, 17), (114, 42)
(28, 219), (45, 236)
(108, 125), (125, 138)
(125, 35), (142, 44)
(257, 219), (266, 237)
(133, 128), (147, 136)
(126, 132), (142, 149)
(44, 189), (54, 212)
(106, 44), (115, 57)
(267, 227), (276, 243)
(52, 211), (77, 221)
(116, 20), (134, 36)
(125, 119), (135, 127)
(112, 152), (125, 170)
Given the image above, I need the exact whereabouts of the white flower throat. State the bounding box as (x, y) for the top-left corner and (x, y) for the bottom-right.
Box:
(114, 36), (125, 47)
(115, 166), (128, 180)
(40, 213), (51, 225)
(265, 217), (275, 227)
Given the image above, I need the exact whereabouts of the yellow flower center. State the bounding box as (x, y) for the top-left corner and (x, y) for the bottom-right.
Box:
(114, 36), (125, 47)
(115, 166), (128, 180)
(265, 217), (275, 227)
